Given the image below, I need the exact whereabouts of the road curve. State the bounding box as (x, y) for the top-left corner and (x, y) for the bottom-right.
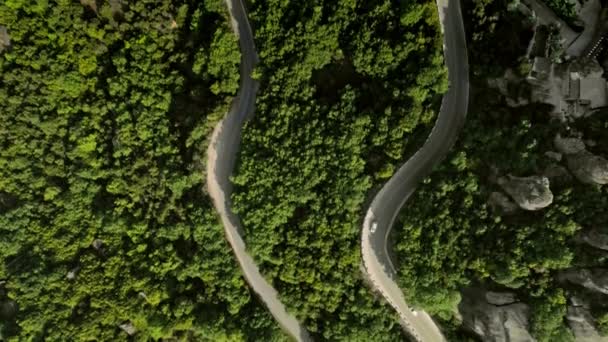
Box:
(360, 0), (469, 341)
(206, 1), (311, 341)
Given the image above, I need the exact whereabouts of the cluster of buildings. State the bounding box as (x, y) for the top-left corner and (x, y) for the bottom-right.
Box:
(523, 0), (608, 119)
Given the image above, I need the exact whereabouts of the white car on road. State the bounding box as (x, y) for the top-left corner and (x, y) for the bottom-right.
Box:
(371, 222), (378, 234)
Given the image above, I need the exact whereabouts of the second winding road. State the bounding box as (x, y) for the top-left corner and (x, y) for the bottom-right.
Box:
(361, 0), (470, 340)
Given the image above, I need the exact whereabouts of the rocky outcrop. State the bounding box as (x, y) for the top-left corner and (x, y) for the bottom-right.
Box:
(498, 175), (553, 210)
(66, 266), (80, 281)
(545, 151), (562, 161)
(567, 152), (608, 185)
(577, 228), (608, 251)
(119, 321), (137, 336)
(559, 268), (608, 295)
(554, 134), (608, 185)
(460, 289), (534, 342)
(485, 291), (518, 306)
(0, 26), (9, 53)
(566, 305), (605, 342)
(488, 192), (519, 215)
(91, 239), (106, 256)
(554, 134), (586, 155)
(79, 0), (98, 12)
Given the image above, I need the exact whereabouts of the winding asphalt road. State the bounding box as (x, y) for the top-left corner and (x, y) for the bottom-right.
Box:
(206, 0), (311, 341)
(361, 0), (469, 341)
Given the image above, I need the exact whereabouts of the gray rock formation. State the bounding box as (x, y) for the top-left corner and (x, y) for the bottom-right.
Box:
(554, 134), (586, 155)
(485, 291), (518, 306)
(545, 151), (563, 161)
(66, 266), (80, 281)
(498, 175), (553, 210)
(488, 192), (519, 215)
(567, 152), (608, 185)
(566, 305), (606, 342)
(0, 26), (9, 53)
(119, 321), (137, 336)
(553, 134), (608, 185)
(569, 296), (588, 308)
(92, 239), (103, 251)
(460, 289), (535, 342)
(577, 228), (608, 251)
(586, 140), (598, 147)
(560, 268), (608, 295)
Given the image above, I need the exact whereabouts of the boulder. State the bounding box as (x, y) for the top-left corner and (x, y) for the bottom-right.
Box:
(0, 26), (9, 53)
(485, 291), (518, 306)
(119, 321), (137, 336)
(577, 228), (608, 251)
(554, 134), (586, 155)
(569, 296), (589, 308)
(92, 239), (104, 251)
(488, 192), (519, 215)
(460, 289), (535, 342)
(66, 266), (80, 280)
(559, 268), (608, 295)
(566, 306), (605, 342)
(586, 140), (597, 147)
(545, 151), (563, 161)
(80, 0), (98, 12)
(567, 152), (608, 185)
(498, 175), (553, 210)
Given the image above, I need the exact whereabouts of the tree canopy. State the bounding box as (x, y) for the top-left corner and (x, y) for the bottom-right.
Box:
(232, 0), (447, 339)
(393, 0), (608, 340)
(0, 0), (287, 340)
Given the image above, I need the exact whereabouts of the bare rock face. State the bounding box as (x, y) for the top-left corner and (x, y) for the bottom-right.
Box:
(488, 192), (519, 215)
(566, 306), (605, 342)
(567, 152), (608, 185)
(66, 266), (80, 281)
(554, 134), (586, 155)
(559, 268), (608, 295)
(119, 321), (137, 336)
(554, 133), (608, 185)
(460, 289), (535, 342)
(545, 151), (563, 161)
(485, 291), (518, 306)
(498, 175), (553, 211)
(0, 26), (10, 53)
(577, 228), (608, 251)
(92, 239), (103, 250)
(586, 140), (598, 147)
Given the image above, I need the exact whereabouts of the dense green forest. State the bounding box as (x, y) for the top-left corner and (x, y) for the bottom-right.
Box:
(394, 0), (608, 341)
(6, 0), (602, 340)
(0, 1), (287, 340)
(232, 0), (447, 339)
